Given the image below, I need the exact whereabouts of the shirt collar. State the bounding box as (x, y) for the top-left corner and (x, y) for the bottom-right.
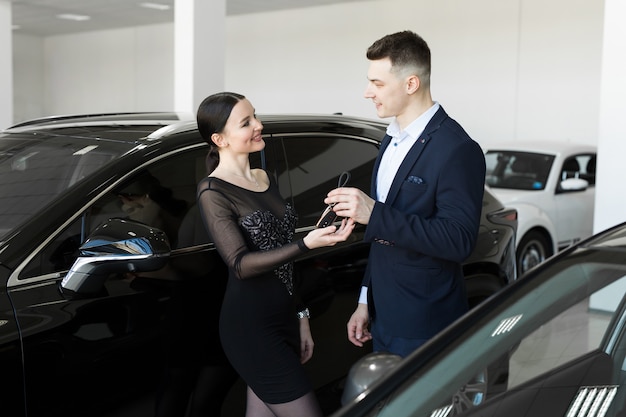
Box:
(386, 102), (440, 141)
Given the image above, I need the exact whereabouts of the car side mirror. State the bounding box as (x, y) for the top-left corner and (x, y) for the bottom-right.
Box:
(61, 218), (171, 295)
(558, 177), (588, 193)
(341, 351), (403, 405)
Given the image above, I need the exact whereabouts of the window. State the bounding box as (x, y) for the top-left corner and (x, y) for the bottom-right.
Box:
(562, 153), (596, 185)
(373, 262), (626, 417)
(485, 151), (554, 190)
(19, 146), (212, 279)
(0, 134), (129, 241)
(278, 136), (378, 227)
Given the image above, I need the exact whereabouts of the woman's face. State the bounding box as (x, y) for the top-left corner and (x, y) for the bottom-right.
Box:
(215, 98), (265, 154)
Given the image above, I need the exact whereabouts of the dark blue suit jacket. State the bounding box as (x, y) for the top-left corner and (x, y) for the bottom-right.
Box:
(363, 106), (486, 339)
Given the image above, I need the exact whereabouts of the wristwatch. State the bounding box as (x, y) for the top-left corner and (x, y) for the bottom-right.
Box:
(297, 308), (310, 319)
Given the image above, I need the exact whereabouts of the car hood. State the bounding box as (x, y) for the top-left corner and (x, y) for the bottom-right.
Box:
(487, 188), (541, 205)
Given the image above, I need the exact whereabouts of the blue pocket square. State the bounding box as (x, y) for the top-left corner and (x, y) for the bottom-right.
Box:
(407, 175), (425, 184)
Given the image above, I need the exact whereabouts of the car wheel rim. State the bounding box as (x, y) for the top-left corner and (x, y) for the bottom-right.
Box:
(449, 369), (488, 414)
(520, 241), (546, 274)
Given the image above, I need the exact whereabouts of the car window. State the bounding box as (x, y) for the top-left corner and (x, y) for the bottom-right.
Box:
(561, 153), (596, 185)
(17, 145), (267, 279)
(485, 151), (554, 190)
(278, 136), (378, 227)
(582, 154), (597, 185)
(507, 289), (613, 389)
(0, 134), (132, 241)
(371, 260), (626, 417)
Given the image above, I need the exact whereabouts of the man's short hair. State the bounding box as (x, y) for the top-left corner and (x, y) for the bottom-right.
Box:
(366, 30), (431, 86)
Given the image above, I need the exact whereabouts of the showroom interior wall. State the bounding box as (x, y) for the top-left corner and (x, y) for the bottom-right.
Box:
(0, 2), (11, 125)
(7, 0), (625, 232)
(13, 23), (175, 122)
(11, 0), (604, 143)
(595, 0), (626, 234)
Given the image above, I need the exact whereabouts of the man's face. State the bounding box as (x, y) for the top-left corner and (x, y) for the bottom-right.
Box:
(364, 58), (410, 120)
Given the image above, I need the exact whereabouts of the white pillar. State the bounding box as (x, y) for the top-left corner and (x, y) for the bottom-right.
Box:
(174, 0), (225, 116)
(0, 1), (13, 129)
(594, 0), (626, 233)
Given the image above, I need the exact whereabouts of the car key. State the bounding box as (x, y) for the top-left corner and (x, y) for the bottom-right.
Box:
(316, 171), (351, 228)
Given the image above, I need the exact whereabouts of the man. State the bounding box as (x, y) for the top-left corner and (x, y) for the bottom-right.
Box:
(325, 30), (486, 357)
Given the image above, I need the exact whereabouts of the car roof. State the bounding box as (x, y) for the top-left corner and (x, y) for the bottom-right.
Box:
(481, 140), (597, 155)
(4, 112), (193, 132)
(145, 113), (388, 141)
(581, 221), (626, 251)
(4, 112), (387, 142)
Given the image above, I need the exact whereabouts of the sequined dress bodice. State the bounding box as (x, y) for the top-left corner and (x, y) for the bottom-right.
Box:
(239, 204), (297, 294)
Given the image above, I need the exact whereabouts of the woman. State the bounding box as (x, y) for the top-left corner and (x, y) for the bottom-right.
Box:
(196, 92), (355, 417)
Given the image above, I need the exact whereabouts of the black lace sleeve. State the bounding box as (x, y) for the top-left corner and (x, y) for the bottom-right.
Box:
(197, 176), (308, 282)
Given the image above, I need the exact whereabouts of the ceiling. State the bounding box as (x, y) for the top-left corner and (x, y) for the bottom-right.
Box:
(10, 0), (365, 37)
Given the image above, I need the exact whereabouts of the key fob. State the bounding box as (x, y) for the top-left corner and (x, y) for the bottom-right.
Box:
(316, 205), (338, 228)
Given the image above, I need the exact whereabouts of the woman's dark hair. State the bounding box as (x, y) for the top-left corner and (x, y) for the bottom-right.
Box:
(196, 91), (246, 174)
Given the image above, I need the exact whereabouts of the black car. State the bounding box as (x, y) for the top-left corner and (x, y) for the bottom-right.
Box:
(0, 112), (517, 417)
(336, 221), (626, 417)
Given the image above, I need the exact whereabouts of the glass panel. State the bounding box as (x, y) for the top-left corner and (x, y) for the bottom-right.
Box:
(508, 293), (613, 388)
(485, 151), (554, 190)
(0, 134), (131, 241)
(372, 259), (626, 417)
(562, 154), (596, 185)
(18, 147), (210, 279)
(280, 136), (378, 227)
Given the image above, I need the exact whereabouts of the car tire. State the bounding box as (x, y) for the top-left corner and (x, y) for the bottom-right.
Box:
(464, 274), (504, 309)
(517, 230), (551, 276)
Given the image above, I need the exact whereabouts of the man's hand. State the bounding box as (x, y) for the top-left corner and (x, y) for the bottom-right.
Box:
(325, 187), (375, 225)
(347, 303), (372, 347)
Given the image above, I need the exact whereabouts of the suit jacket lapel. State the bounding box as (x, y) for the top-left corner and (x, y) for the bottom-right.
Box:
(384, 107), (448, 205)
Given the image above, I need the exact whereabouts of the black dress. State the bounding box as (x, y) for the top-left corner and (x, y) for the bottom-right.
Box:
(197, 173), (311, 404)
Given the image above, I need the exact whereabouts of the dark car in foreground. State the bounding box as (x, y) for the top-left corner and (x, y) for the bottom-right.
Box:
(0, 112), (517, 416)
(336, 221), (626, 417)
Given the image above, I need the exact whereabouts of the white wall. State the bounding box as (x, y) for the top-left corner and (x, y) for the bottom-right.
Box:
(12, 0), (604, 147)
(40, 23), (174, 117)
(12, 34), (43, 123)
(226, 0), (525, 144)
(0, 1), (12, 129)
(595, 0), (626, 234)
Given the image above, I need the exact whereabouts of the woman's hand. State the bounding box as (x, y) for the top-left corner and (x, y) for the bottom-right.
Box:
(299, 317), (314, 364)
(302, 217), (355, 250)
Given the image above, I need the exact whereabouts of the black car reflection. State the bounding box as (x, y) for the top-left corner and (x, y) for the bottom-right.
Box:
(0, 112), (517, 417)
(336, 221), (626, 417)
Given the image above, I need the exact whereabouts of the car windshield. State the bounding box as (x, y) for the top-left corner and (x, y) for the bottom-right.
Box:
(364, 243), (626, 417)
(0, 131), (135, 241)
(485, 150), (555, 190)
